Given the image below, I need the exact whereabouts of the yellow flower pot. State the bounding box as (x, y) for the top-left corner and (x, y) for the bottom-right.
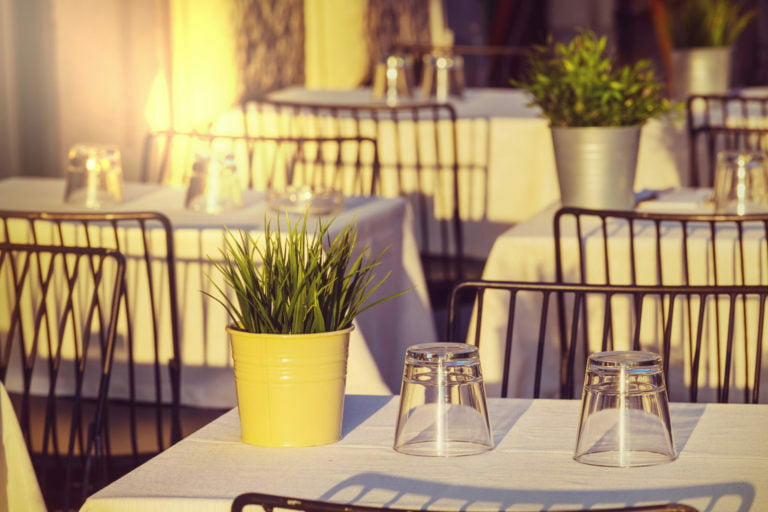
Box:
(227, 326), (352, 447)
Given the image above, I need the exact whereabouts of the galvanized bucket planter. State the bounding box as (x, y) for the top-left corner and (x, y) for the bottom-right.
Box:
(551, 125), (641, 210)
(670, 46), (731, 102)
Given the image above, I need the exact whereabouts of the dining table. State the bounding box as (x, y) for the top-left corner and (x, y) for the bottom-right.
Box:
(0, 177), (436, 406)
(477, 188), (768, 402)
(212, 87), (686, 259)
(78, 394), (768, 512)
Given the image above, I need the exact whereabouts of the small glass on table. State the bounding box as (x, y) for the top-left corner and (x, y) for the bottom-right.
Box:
(574, 350), (676, 467)
(185, 152), (243, 214)
(63, 144), (123, 209)
(713, 150), (768, 214)
(393, 343), (492, 457)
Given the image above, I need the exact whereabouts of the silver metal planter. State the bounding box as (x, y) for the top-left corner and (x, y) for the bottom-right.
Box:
(551, 125), (641, 210)
(670, 46), (731, 102)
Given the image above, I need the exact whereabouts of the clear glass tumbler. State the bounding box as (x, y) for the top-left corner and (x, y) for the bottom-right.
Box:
(185, 152), (243, 214)
(574, 351), (676, 467)
(371, 53), (414, 105)
(713, 150), (768, 214)
(63, 144), (124, 209)
(393, 343), (492, 457)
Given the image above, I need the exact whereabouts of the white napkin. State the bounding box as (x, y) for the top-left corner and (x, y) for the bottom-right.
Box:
(637, 188), (714, 213)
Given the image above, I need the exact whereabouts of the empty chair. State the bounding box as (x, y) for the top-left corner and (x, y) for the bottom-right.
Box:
(447, 280), (768, 404)
(553, 207), (768, 287)
(0, 211), (183, 480)
(241, 99), (473, 305)
(687, 94), (768, 187)
(232, 492), (698, 512)
(140, 130), (380, 196)
(0, 243), (125, 510)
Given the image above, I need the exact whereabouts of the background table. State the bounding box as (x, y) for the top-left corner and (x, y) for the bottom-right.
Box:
(478, 189), (768, 402)
(0, 177), (436, 406)
(79, 395), (768, 512)
(213, 88), (686, 258)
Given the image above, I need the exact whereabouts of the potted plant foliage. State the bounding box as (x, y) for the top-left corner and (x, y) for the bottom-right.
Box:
(513, 30), (673, 210)
(206, 214), (405, 447)
(667, 0), (755, 100)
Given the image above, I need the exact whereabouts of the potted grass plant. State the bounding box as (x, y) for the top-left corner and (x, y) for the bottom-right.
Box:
(513, 29), (673, 209)
(667, 0), (756, 100)
(206, 214), (405, 447)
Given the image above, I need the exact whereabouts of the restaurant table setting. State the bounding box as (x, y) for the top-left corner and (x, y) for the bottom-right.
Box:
(0, 174), (436, 405)
(211, 87), (684, 259)
(76, 341), (768, 511)
(478, 166), (768, 401)
(78, 393), (768, 512)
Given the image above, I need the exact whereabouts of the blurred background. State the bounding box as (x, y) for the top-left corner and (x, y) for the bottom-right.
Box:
(1, 0), (766, 182)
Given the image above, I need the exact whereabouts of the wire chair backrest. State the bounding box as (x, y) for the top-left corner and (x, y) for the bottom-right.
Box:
(140, 130), (380, 196)
(553, 207), (768, 287)
(448, 280), (768, 404)
(241, 99), (464, 282)
(687, 94), (768, 187)
(231, 492), (699, 512)
(0, 242), (125, 510)
(0, 210), (182, 470)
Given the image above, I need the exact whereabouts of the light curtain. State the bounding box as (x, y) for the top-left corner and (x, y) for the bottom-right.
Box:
(0, 0), (429, 182)
(304, 0), (368, 88)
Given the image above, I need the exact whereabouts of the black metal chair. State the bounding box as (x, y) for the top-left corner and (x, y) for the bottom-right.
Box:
(447, 280), (768, 403)
(241, 99), (475, 307)
(231, 492), (699, 512)
(553, 207), (768, 287)
(687, 94), (768, 187)
(140, 130), (380, 196)
(0, 211), (185, 480)
(0, 243), (125, 510)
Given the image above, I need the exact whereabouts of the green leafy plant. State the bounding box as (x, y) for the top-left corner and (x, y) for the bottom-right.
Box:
(513, 30), (674, 127)
(669, 0), (756, 48)
(206, 214), (407, 334)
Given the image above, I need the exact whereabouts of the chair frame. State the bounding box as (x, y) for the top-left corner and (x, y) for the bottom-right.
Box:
(141, 130), (381, 196)
(232, 492), (698, 512)
(0, 210), (183, 466)
(0, 242), (125, 509)
(687, 94), (768, 187)
(447, 280), (768, 403)
(553, 207), (768, 287)
(242, 99), (466, 290)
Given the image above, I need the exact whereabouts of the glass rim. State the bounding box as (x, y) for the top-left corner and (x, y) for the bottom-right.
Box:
(405, 342), (479, 364)
(587, 350), (661, 369)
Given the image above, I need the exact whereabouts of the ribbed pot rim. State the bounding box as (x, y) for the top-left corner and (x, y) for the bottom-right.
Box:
(226, 325), (355, 340)
(550, 124), (643, 132)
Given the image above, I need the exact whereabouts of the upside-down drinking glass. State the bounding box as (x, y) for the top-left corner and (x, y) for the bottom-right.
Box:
(574, 351), (676, 467)
(713, 150), (768, 214)
(394, 343), (492, 457)
(63, 144), (124, 209)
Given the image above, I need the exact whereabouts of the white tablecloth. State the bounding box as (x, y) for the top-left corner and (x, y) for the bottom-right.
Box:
(0, 382), (46, 512)
(0, 177), (436, 406)
(212, 87), (686, 258)
(479, 190), (768, 401)
(79, 395), (768, 512)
